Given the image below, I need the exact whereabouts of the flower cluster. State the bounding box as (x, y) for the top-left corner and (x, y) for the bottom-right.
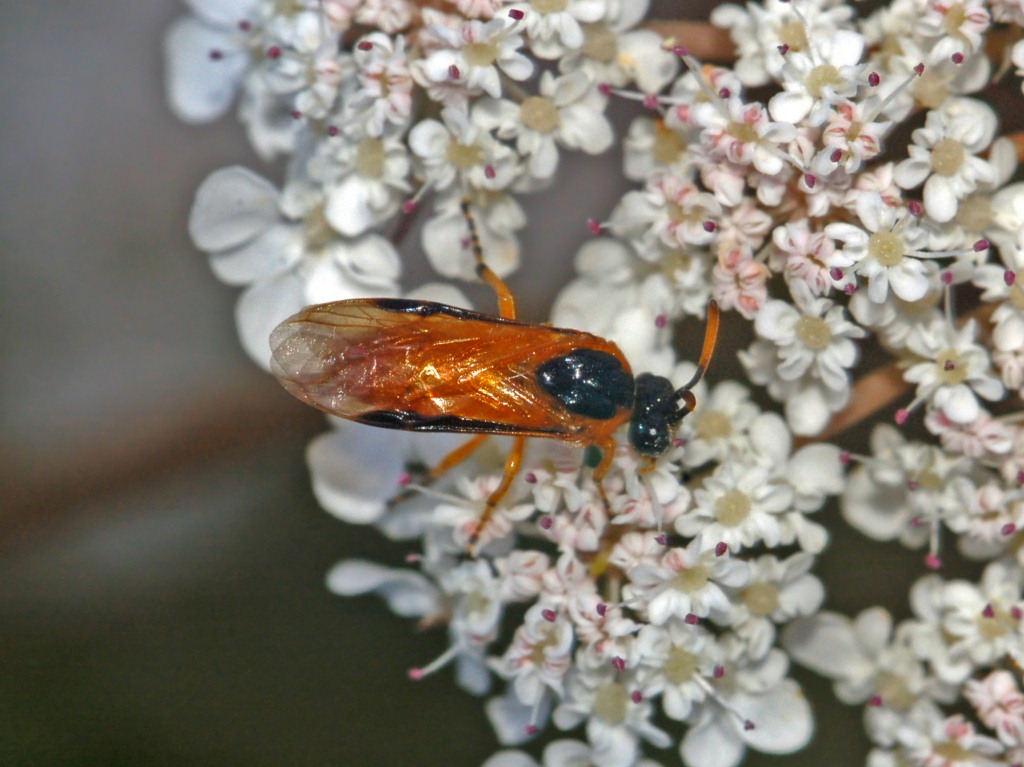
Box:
(168, 0), (1024, 765)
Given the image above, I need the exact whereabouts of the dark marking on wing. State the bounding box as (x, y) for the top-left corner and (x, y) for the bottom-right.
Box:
(358, 409), (565, 435)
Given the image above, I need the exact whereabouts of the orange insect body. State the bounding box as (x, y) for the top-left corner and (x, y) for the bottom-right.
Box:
(271, 299), (634, 448)
(270, 200), (719, 547)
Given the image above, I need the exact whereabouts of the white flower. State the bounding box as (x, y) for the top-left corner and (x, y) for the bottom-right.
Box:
(768, 29), (865, 126)
(754, 280), (866, 392)
(492, 603), (575, 703)
(680, 648), (813, 767)
(164, 1), (262, 123)
(347, 33), (414, 135)
(560, 8), (679, 94)
(711, 0), (854, 87)
(188, 166), (400, 368)
(512, 0), (607, 60)
(939, 559), (1024, 667)
(623, 537), (751, 625)
(677, 459), (795, 552)
(679, 380), (761, 467)
(416, 16), (533, 101)
(727, 553), (825, 660)
(893, 97), (998, 223)
(770, 222), (839, 295)
(904, 316), (1005, 424)
(841, 424), (972, 546)
(611, 171), (723, 254)
(410, 106), (520, 192)
(693, 97), (797, 177)
(311, 130), (411, 237)
(475, 70), (613, 181)
(826, 193), (934, 303)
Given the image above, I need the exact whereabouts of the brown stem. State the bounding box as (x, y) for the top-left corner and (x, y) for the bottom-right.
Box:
(642, 20), (735, 64)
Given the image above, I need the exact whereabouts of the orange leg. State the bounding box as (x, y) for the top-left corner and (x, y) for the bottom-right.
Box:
(469, 436), (526, 551)
(591, 438), (619, 512)
(429, 433), (490, 480)
(461, 198), (516, 320)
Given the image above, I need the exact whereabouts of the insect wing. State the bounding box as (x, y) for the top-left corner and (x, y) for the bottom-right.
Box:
(270, 299), (622, 438)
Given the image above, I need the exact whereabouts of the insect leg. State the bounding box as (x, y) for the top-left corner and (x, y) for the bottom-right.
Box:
(591, 438), (618, 511)
(429, 433), (490, 480)
(460, 198), (517, 320)
(468, 436), (526, 551)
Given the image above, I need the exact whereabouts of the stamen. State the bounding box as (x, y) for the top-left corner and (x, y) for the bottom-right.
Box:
(408, 643), (461, 680)
(694, 674), (756, 731)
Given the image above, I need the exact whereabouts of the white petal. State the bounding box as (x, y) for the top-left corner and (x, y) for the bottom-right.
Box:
(164, 17), (247, 123)
(892, 157), (931, 189)
(488, 690), (545, 745)
(481, 751), (539, 767)
(784, 385), (832, 436)
(884, 264), (933, 303)
(782, 613), (870, 680)
(307, 426), (408, 524)
(324, 560), (440, 617)
(335, 234), (402, 284)
(208, 223), (303, 285)
(841, 468), (907, 541)
(324, 176), (378, 237)
(768, 91), (813, 125)
(681, 711), (745, 767)
(739, 680), (814, 753)
(235, 272), (305, 370)
(934, 384), (980, 423)
(923, 174), (959, 223)
(749, 413), (792, 463)
(789, 444), (844, 496)
(189, 166), (280, 251)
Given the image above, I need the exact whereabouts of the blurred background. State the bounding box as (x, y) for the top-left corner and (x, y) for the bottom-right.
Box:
(1, 2), (929, 765)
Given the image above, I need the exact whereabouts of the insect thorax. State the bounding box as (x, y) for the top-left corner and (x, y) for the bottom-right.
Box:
(535, 348), (635, 421)
(628, 373), (684, 456)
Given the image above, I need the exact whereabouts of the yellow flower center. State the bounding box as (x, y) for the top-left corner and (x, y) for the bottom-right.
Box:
(777, 20), (809, 52)
(463, 41), (498, 68)
(355, 138), (386, 179)
(672, 564), (710, 593)
(694, 410), (732, 441)
(796, 316), (832, 350)
(520, 96), (560, 133)
(936, 349), (968, 385)
(727, 120), (759, 144)
(581, 23), (617, 62)
(805, 64), (840, 98)
(664, 647), (698, 685)
(742, 582), (781, 616)
(868, 231), (905, 267)
(914, 70), (950, 110)
(874, 671), (916, 710)
(931, 138), (965, 176)
(594, 682), (628, 724)
(715, 490), (752, 526)
(653, 122), (687, 166)
(533, 0), (568, 13)
(446, 141), (483, 169)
